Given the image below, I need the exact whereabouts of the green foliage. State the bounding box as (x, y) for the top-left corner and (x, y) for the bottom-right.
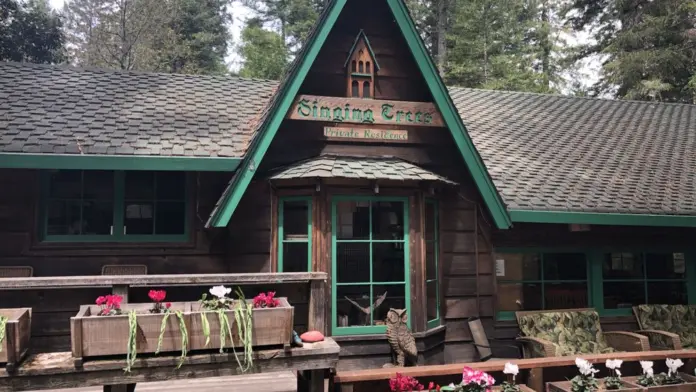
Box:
(124, 310), (138, 373)
(175, 311), (188, 369)
(201, 312), (211, 347)
(604, 376), (622, 390)
(238, 18), (289, 80)
(637, 374), (657, 387)
(0, 0), (65, 63)
(156, 312), (171, 355)
(500, 382), (521, 392)
(570, 375), (598, 392)
(241, 0), (323, 50)
(0, 316), (7, 353)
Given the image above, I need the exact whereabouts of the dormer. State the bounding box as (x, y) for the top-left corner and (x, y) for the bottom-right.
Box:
(344, 30), (380, 98)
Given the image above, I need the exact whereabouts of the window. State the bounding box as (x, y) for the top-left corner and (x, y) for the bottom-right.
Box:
(601, 252), (687, 314)
(363, 81), (371, 98)
(351, 80), (360, 98)
(332, 197), (410, 335)
(42, 170), (188, 242)
(495, 252), (588, 320)
(278, 197), (312, 272)
(425, 200), (440, 329)
(495, 250), (694, 319)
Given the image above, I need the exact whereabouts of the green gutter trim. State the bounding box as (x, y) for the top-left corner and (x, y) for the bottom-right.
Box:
(206, 0), (348, 228)
(386, 0), (511, 229)
(0, 153), (241, 172)
(510, 210), (696, 227)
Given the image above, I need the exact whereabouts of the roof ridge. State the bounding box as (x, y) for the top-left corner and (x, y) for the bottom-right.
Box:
(0, 61), (280, 85)
(448, 85), (696, 108)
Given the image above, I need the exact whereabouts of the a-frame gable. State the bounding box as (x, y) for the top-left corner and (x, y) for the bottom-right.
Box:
(206, 0), (512, 229)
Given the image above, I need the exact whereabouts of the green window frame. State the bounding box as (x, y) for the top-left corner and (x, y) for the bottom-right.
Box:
(331, 196), (411, 336)
(425, 199), (440, 329)
(278, 197), (312, 272)
(495, 248), (696, 320)
(40, 170), (189, 243)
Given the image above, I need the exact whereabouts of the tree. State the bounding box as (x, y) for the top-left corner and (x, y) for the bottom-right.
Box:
(62, 0), (109, 66)
(565, 0), (696, 103)
(149, 0), (231, 74)
(0, 0), (65, 63)
(240, 0), (323, 51)
(238, 17), (288, 79)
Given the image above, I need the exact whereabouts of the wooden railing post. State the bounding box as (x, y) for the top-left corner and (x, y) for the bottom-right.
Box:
(112, 284), (129, 304)
(308, 277), (328, 334)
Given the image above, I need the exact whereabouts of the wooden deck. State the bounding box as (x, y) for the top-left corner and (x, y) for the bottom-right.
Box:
(0, 338), (339, 392)
(26, 372), (298, 392)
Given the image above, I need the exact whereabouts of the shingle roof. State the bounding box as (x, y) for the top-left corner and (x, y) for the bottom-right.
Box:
(449, 87), (696, 215)
(269, 155), (458, 184)
(0, 62), (277, 157)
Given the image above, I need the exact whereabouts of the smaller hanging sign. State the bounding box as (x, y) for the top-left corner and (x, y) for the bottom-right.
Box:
(323, 126), (408, 142)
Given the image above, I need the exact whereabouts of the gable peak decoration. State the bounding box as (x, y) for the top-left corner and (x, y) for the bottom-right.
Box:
(344, 30), (379, 98)
(205, 0), (511, 230)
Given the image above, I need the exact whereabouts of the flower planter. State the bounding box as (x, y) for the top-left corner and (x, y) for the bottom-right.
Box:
(70, 299), (293, 364)
(493, 386), (535, 392)
(0, 308), (31, 372)
(546, 380), (642, 392)
(623, 374), (696, 392)
(188, 298), (293, 350)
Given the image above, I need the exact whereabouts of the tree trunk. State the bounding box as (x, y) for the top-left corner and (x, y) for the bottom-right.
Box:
(540, 0), (551, 89)
(436, 0), (448, 74)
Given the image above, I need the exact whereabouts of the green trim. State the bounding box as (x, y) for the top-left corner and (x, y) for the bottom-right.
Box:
(510, 210), (696, 227)
(425, 199), (440, 327)
(331, 196), (410, 335)
(41, 170), (189, 243)
(351, 73), (373, 77)
(344, 29), (381, 71)
(495, 248), (695, 319)
(386, 0), (511, 229)
(278, 197), (313, 272)
(208, 0), (512, 230)
(0, 153), (241, 172)
(206, 0), (347, 228)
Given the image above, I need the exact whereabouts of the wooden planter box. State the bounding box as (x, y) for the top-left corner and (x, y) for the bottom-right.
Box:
(547, 380), (642, 392)
(623, 373), (696, 392)
(70, 299), (293, 365)
(441, 385), (534, 391)
(0, 308), (31, 372)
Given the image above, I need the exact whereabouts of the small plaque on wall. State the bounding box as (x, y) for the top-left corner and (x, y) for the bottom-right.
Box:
(323, 126), (408, 142)
(496, 259), (505, 277)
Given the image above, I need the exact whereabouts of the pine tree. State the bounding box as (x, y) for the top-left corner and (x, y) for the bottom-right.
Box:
(238, 17), (289, 79)
(0, 0), (65, 63)
(241, 0), (323, 51)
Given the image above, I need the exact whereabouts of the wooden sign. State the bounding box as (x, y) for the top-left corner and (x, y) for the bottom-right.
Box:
(324, 126), (408, 142)
(288, 95), (444, 127)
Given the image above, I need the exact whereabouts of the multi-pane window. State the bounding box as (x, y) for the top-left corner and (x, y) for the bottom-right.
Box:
(602, 252), (687, 311)
(278, 197), (312, 272)
(425, 200), (440, 328)
(495, 253), (589, 319)
(332, 197), (410, 335)
(42, 170), (188, 242)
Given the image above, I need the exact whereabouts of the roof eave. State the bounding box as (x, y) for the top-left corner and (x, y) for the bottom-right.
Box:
(510, 209), (696, 228)
(0, 153), (241, 172)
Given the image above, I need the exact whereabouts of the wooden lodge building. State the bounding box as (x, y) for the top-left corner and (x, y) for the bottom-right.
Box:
(1, 0), (696, 372)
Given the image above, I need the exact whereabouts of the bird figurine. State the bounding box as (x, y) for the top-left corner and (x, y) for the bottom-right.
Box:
(385, 308), (417, 367)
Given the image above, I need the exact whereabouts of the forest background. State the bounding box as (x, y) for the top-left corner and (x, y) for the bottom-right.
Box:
(3, 0), (696, 103)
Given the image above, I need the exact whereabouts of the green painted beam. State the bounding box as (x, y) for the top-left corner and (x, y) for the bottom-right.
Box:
(0, 153), (241, 172)
(386, 0), (511, 229)
(205, 0), (348, 228)
(510, 209), (696, 227)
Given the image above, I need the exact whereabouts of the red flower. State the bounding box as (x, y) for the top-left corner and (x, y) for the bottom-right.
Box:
(253, 292), (281, 308)
(166, 302), (172, 309)
(389, 373), (423, 392)
(148, 290), (166, 303)
(96, 296), (106, 306)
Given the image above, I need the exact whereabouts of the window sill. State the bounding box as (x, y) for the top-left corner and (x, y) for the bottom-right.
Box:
(332, 325), (446, 342)
(29, 236), (197, 253)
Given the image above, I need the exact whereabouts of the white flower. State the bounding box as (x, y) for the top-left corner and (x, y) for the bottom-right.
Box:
(616, 370), (622, 377)
(503, 362), (519, 377)
(666, 358), (684, 376)
(640, 361), (654, 377)
(575, 358), (599, 376)
(209, 285), (231, 299)
(606, 359), (623, 370)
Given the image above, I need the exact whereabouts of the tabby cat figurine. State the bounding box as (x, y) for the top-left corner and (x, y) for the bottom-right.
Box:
(385, 308), (417, 367)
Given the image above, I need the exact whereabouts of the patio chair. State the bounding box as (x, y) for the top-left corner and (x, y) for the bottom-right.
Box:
(515, 308), (650, 358)
(0, 266), (33, 278)
(101, 264), (147, 275)
(632, 305), (689, 350)
(468, 317), (523, 361)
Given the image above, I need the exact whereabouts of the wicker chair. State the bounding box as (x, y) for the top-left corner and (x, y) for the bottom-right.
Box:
(633, 305), (688, 350)
(0, 266), (33, 278)
(101, 265), (147, 275)
(515, 308), (650, 358)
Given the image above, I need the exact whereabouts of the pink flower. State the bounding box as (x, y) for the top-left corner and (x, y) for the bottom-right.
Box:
(166, 302), (172, 309)
(148, 290), (166, 303)
(95, 296), (106, 305)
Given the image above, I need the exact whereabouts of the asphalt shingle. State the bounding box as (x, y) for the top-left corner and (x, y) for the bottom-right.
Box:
(0, 62), (277, 158)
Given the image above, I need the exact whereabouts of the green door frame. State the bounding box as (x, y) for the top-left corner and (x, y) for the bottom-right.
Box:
(277, 196), (313, 272)
(331, 195), (411, 336)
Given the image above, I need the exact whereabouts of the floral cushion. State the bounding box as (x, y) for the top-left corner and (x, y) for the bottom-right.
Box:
(517, 310), (616, 356)
(636, 304), (696, 348)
